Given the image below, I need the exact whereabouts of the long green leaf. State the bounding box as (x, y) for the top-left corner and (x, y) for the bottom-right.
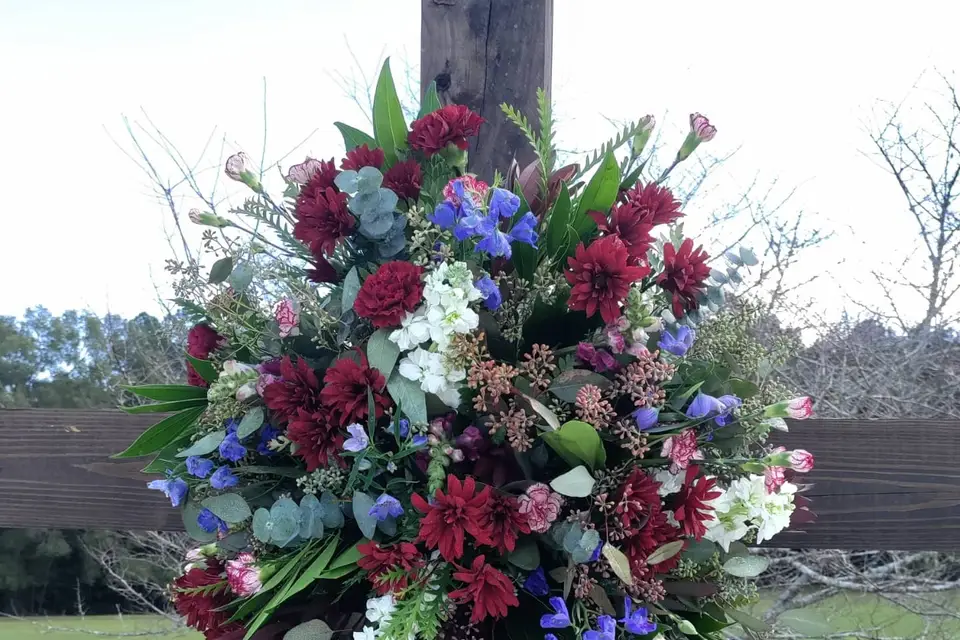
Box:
(571, 152), (620, 240)
(122, 398), (207, 414)
(372, 58), (408, 166)
(545, 182), (572, 258)
(327, 539), (366, 571)
(418, 81), (442, 118)
(122, 384), (208, 402)
(185, 354), (219, 383)
(282, 537), (340, 601)
(245, 543), (317, 639)
(113, 406), (204, 458)
(334, 122), (377, 152)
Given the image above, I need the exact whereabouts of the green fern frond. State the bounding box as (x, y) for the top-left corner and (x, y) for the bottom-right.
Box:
(501, 102), (540, 158)
(231, 196), (312, 262)
(574, 118), (648, 182)
(536, 87), (555, 191)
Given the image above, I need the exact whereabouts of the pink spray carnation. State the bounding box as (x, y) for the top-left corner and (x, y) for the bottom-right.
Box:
(443, 175), (488, 205)
(517, 483), (563, 533)
(662, 429), (704, 473)
(786, 396), (813, 419)
(764, 465), (787, 494)
(275, 298), (299, 338)
(789, 449), (815, 473)
(690, 113), (717, 142)
(225, 552), (263, 597)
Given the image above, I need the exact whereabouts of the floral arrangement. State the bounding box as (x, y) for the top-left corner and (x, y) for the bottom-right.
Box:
(120, 60), (815, 640)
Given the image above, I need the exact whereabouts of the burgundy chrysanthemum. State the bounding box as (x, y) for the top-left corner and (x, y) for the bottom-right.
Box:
(357, 541), (423, 595)
(341, 144), (384, 171)
(622, 182), (684, 227)
(186, 323), (223, 387)
(565, 235), (651, 324)
(353, 261), (424, 329)
(411, 475), (493, 561)
(307, 255), (339, 284)
(590, 204), (656, 263)
(622, 509), (684, 578)
(262, 356), (322, 423)
(320, 353), (392, 427)
(293, 186), (354, 257)
(408, 105), (484, 157)
(449, 555), (519, 624)
(615, 468), (663, 529)
(657, 238), (711, 318)
(476, 492), (531, 554)
(172, 560), (240, 638)
(285, 408), (345, 472)
(670, 465), (721, 540)
(383, 158), (423, 201)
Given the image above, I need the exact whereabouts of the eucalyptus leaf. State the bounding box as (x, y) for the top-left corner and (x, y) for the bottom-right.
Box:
(201, 493), (252, 524)
(647, 540), (685, 566)
(601, 543), (633, 585)
(549, 465), (595, 497)
(283, 620), (333, 640)
(319, 491), (345, 529)
(252, 508), (272, 543)
(722, 555), (770, 578)
(387, 372), (426, 424)
(726, 609), (772, 633)
(357, 166), (384, 192)
(270, 514), (301, 547)
(334, 170), (359, 193)
(228, 263), (254, 291)
(175, 429), (226, 458)
(739, 247), (759, 266)
(237, 407), (264, 440)
(352, 491), (378, 539)
(507, 539), (540, 571)
(209, 256), (233, 284)
(341, 267), (361, 314)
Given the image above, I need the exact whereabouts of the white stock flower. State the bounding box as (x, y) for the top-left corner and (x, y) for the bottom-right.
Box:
(755, 481), (797, 544)
(389, 309), (431, 351)
(398, 348), (465, 406)
(365, 594), (396, 624)
(425, 290), (479, 346)
(353, 626), (377, 640)
(704, 476), (797, 549)
(654, 469), (684, 496)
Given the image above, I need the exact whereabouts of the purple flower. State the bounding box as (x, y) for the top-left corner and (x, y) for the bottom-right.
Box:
(583, 615), (616, 640)
(475, 276), (503, 311)
(589, 540), (604, 563)
(523, 566), (549, 596)
(186, 456), (214, 479)
(577, 342), (617, 372)
(507, 211), (539, 247)
(687, 392), (741, 426)
(474, 215), (513, 258)
(489, 188), (520, 219)
(257, 424), (280, 456)
(412, 435), (428, 447)
(621, 598), (657, 635)
(210, 466), (238, 490)
(343, 423), (369, 452)
(388, 418), (411, 439)
(540, 597), (571, 629)
(197, 508), (228, 534)
(219, 431), (246, 462)
(455, 425), (484, 461)
(632, 407), (659, 430)
(225, 418), (240, 435)
(715, 394), (742, 427)
(147, 476), (188, 507)
(544, 635), (557, 640)
(368, 494), (404, 521)
(658, 325), (695, 356)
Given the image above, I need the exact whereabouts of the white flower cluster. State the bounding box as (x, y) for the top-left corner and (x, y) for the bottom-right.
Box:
(391, 262), (481, 409)
(704, 475), (797, 551)
(354, 594), (398, 640)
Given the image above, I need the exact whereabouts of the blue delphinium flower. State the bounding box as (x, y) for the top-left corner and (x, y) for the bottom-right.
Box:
(658, 325), (695, 356)
(522, 567), (549, 596)
(506, 211), (539, 247)
(343, 423), (370, 452)
(632, 406), (659, 431)
(368, 494), (404, 521)
(257, 424), (280, 456)
(583, 615), (616, 640)
(388, 418), (411, 439)
(186, 456), (214, 479)
(544, 635), (557, 640)
(475, 276), (503, 311)
(686, 392), (741, 426)
(210, 466), (238, 490)
(412, 435), (428, 447)
(539, 597), (571, 629)
(225, 418), (240, 435)
(146, 475), (188, 507)
(620, 598), (657, 635)
(429, 179), (481, 235)
(715, 394), (743, 426)
(474, 214), (513, 258)
(589, 540), (604, 563)
(196, 508), (228, 534)
(219, 431), (246, 462)
(489, 188), (520, 219)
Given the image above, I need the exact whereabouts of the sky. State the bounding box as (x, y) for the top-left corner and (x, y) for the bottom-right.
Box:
(2, 0), (959, 325)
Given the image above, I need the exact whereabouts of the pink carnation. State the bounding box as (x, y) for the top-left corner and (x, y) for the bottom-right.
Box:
(517, 483), (563, 533)
(690, 113), (717, 142)
(764, 466), (786, 494)
(789, 449), (815, 473)
(661, 429), (703, 473)
(225, 552), (263, 597)
(786, 396), (813, 419)
(256, 373), (279, 397)
(275, 298), (299, 338)
(443, 175), (488, 205)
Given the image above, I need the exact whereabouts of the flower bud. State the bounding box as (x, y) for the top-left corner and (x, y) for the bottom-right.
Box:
(788, 449), (815, 473)
(450, 448), (465, 463)
(676, 112), (717, 162)
(236, 381), (257, 402)
(274, 298), (300, 338)
(764, 396), (813, 420)
(632, 114), (655, 155)
(188, 208), (232, 228)
(285, 157), (324, 185)
(224, 152), (262, 192)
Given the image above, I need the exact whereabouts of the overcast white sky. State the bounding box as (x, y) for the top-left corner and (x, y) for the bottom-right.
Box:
(2, 0), (959, 325)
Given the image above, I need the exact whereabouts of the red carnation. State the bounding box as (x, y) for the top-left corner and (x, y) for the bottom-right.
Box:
(623, 182), (684, 227)
(565, 235), (650, 324)
(341, 144), (384, 171)
(354, 261), (424, 329)
(307, 255), (339, 284)
(285, 408), (345, 472)
(411, 475), (493, 561)
(172, 560), (240, 638)
(657, 238), (710, 318)
(320, 353), (392, 426)
(262, 356), (322, 423)
(408, 105), (484, 157)
(186, 323), (223, 387)
(449, 555), (519, 624)
(615, 469), (662, 529)
(358, 541), (423, 595)
(476, 492), (531, 554)
(670, 465), (721, 540)
(622, 508), (684, 578)
(294, 186), (354, 257)
(590, 204), (656, 263)
(383, 159), (423, 201)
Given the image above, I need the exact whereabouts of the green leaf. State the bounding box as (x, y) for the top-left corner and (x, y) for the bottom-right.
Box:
(201, 493), (252, 524)
(325, 540), (366, 573)
(141, 435), (192, 473)
(367, 329), (400, 378)
(507, 538), (540, 571)
(237, 407), (264, 440)
(334, 122), (377, 152)
(683, 539), (719, 563)
(252, 508), (272, 543)
(372, 58), (408, 166)
(122, 384), (208, 402)
(185, 354), (219, 384)
(722, 555), (769, 578)
(341, 267), (361, 314)
(647, 540), (685, 566)
(726, 609), (771, 634)
(549, 465), (595, 497)
(545, 182), (573, 258)
(245, 543), (318, 639)
(729, 378), (760, 399)
(228, 262), (254, 291)
(114, 406), (204, 458)
(352, 491), (378, 539)
(519, 392), (561, 431)
(182, 502), (216, 543)
(209, 256), (234, 284)
(547, 369), (611, 403)
(510, 184), (538, 281)
(283, 620), (333, 640)
(176, 429), (226, 458)
(387, 372), (427, 424)
(602, 543), (633, 585)
(571, 152), (620, 239)
(122, 398), (206, 414)
(541, 420), (606, 469)
(418, 81), (442, 118)
(282, 537), (340, 602)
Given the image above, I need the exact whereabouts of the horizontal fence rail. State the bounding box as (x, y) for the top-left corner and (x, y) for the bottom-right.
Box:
(0, 410), (958, 550)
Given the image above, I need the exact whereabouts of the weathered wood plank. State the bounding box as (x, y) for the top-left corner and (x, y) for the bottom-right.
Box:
(420, 0), (553, 182)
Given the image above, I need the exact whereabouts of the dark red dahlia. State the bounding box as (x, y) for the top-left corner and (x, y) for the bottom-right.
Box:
(320, 353), (392, 426)
(449, 555), (519, 624)
(293, 186), (354, 257)
(341, 144), (384, 171)
(408, 105), (484, 157)
(565, 235), (651, 324)
(411, 475), (493, 561)
(353, 261), (425, 328)
(296, 158), (339, 197)
(622, 509), (684, 578)
(476, 492), (531, 554)
(262, 356), (322, 423)
(307, 255), (339, 284)
(622, 182), (684, 227)
(186, 323), (223, 387)
(657, 238), (711, 318)
(357, 541), (423, 595)
(590, 203), (656, 263)
(615, 468), (663, 529)
(383, 158), (423, 201)
(670, 465), (721, 540)
(285, 408), (345, 472)
(171, 559), (238, 637)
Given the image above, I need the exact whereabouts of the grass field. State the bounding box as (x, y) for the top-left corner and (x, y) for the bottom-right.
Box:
(0, 615), (201, 639)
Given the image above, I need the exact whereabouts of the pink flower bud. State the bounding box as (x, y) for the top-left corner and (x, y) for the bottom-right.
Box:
(690, 113), (717, 142)
(285, 157), (324, 185)
(450, 448), (465, 463)
(225, 552), (263, 597)
(786, 396), (813, 420)
(788, 449), (815, 473)
(764, 466), (786, 494)
(633, 115), (656, 155)
(442, 445), (455, 457)
(427, 434), (440, 446)
(188, 208), (203, 224)
(225, 152), (252, 181)
(256, 373), (279, 397)
(274, 299), (300, 338)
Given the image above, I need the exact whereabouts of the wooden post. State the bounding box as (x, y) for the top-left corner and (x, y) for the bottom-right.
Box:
(420, 0), (554, 182)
